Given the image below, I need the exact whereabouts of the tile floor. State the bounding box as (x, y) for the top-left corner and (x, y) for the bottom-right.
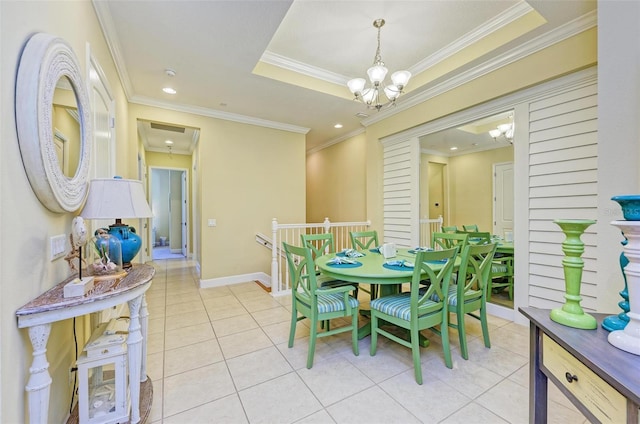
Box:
(145, 259), (588, 424)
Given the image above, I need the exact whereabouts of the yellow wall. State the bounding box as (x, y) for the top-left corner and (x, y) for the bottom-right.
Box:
(1, 2), (130, 423)
(448, 146), (513, 231)
(129, 103), (306, 281)
(306, 133), (367, 222)
(363, 28), (597, 236)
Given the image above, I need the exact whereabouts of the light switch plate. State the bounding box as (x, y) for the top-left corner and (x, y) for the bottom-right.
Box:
(208, 219), (216, 227)
(50, 234), (67, 261)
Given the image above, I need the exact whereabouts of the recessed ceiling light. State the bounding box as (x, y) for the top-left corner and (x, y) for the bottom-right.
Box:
(162, 87), (176, 94)
(450, 146), (458, 151)
(334, 123), (343, 129)
(165, 140), (174, 145)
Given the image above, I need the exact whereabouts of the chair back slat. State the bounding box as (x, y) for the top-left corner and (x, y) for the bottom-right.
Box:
(349, 230), (379, 250)
(432, 232), (468, 250)
(413, 247), (459, 314)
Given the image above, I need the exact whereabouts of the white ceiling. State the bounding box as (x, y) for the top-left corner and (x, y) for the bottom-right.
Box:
(93, 0), (596, 155)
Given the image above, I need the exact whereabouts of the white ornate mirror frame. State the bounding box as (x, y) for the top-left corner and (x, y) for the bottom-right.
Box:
(16, 33), (92, 213)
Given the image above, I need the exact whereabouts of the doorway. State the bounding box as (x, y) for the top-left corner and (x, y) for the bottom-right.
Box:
(150, 167), (188, 260)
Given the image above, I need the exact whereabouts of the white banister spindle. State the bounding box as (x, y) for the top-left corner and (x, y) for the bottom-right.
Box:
(323, 217), (330, 232)
(271, 218), (280, 294)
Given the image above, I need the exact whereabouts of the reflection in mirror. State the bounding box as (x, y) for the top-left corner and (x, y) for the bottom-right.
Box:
(419, 111), (514, 309)
(52, 76), (80, 178)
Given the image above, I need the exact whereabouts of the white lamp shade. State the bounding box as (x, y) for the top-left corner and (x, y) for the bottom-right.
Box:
(498, 123), (512, 133)
(347, 78), (366, 95)
(489, 129), (502, 138)
(362, 88), (376, 105)
(384, 85), (399, 101)
(367, 65), (388, 84)
(81, 178), (153, 219)
(391, 70), (411, 88)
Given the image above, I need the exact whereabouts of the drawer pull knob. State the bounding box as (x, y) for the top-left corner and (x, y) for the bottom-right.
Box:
(565, 372), (578, 383)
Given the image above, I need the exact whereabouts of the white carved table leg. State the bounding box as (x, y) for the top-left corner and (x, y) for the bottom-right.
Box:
(139, 293), (149, 382)
(127, 295), (143, 423)
(25, 324), (52, 424)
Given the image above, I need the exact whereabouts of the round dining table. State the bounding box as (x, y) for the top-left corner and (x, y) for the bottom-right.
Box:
(316, 247), (449, 346)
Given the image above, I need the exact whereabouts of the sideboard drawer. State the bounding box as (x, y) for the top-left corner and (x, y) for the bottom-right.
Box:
(542, 334), (627, 423)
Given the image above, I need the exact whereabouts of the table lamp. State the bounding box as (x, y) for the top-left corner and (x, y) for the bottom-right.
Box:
(80, 177), (153, 269)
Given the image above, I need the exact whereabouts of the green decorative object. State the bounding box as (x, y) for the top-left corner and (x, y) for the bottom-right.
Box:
(550, 219), (597, 329)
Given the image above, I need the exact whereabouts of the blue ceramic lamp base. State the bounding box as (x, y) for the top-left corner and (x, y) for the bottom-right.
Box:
(108, 221), (142, 268)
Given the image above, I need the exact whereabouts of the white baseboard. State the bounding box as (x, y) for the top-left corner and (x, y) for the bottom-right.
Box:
(199, 272), (271, 289)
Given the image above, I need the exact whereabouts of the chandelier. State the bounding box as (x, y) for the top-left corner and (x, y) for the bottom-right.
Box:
(489, 122), (514, 143)
(347, 19), (411, 111)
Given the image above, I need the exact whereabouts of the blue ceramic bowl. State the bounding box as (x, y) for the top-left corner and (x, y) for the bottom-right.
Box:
(611, 195), (640, 220)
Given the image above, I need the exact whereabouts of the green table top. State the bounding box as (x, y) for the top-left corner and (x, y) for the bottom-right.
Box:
(316, 248), (447, 285)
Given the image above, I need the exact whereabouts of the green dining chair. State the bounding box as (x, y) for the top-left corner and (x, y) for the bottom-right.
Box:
(349, 230), (379, 250)
(457, 231), (491, 245)
(441, 242), (497, 360)
(349, 230), (379, 299)
(283, 242), (359, 368)
(301, 233), (358, 297)
(462, 224), (479, 232)
(370, 247), (459, 384)
(441, 225), (458, 234)
(432, 232), (468, 250)
(489, 254), (514, 301)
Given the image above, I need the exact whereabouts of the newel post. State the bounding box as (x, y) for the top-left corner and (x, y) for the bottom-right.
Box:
(271, 218), (279, 294)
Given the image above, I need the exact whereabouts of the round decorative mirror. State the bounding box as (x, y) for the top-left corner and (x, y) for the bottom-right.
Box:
(16, 33), (92, 213)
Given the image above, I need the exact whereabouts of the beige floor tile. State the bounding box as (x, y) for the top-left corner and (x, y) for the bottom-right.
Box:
(380, 369), (471, 422)
(241, 296), (283, 313)
(163, 394), (248, 424)
(227, 346), (293, 390)
(464, 339), (528, 377)
(238, 373), (323, 424)
(149, 378), (163, 423)
(440, 401), (509, 424)
(476, 378), (529, 423)
(199, 285), (233, 299)
(163, 362), (236, 417)
(165, 299), (206, 317)
(218, 327), (274, 359)
(251, 305), (291, 326)
(297, 355), (374, 406)
(148, 316), (165, 335)
(146, 351), (164, 382)
(295, 409), (337, 423)
(262, 319), (312, 345)
(205, 303), (248, 321)
(203, 294), (242, 309)
(165, 291), (203, 306)
(164, 339), (224, 377)
(342, 337), (413, 383)
(508, 363), (529, 388)
(147, 331), (165, 355)
(424, 353), (504, 399)
(164, 309), (211, 331)
(276, 337), (340, 370)
(228, 281), (264, 294)
(164, 321), (215, 350)
(326, 386), (421, 424)
(548, 397), (588, 424)
(211, 313), (259, 337)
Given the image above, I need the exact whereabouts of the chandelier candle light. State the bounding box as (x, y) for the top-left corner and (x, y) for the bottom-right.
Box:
(347, 19), (411, 111)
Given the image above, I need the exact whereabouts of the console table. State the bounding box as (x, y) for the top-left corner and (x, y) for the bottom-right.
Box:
(16, 264), (155, 424)
(520, 307), (640, 423)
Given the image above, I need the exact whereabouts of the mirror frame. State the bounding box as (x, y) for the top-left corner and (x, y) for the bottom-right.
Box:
(16, 33), (92, 213)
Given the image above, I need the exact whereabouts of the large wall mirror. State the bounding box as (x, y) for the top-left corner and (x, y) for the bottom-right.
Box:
(16, 33), (92, 213)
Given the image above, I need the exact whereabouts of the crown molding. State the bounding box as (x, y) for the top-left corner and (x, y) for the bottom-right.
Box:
(92, 0), (133, 100)
(381, 66), (597, 146)
(363, 10), (597, 128)
(260, 51), (348, 85)
(130, 95), (310, 134)
(306, 127), (365, 155)
(411, 1), (534, 76)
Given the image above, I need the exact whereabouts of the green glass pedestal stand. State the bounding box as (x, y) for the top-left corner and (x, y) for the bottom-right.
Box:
(550, 219), (597, 329)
